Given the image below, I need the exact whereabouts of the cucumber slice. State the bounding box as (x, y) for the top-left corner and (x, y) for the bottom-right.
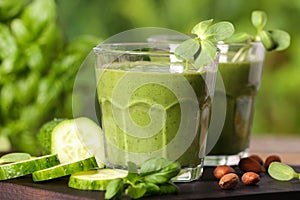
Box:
(68, 169), (128, 190)
(37, 118), (65, 155)
(51, 117), (105, 167)
(32, 157), (98, 182)
(0, 154), (59, 181)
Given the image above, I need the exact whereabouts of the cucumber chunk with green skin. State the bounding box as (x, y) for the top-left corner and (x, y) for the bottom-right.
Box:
(0, 154), (60, 181)
(37, 118), (65, 155)
(68, 169), (128, 190)
(50, 117), (105, 168)
(32, 157), (98, 182)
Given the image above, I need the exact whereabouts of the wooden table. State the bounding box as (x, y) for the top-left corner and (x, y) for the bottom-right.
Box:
(1, 135), (300, 199)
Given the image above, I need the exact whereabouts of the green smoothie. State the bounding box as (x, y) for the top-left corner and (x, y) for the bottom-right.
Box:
(209, 61), (262, 155)
(96, 62), (211, 168)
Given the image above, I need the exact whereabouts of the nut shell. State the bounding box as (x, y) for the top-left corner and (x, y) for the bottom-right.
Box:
(242, 172), (260, 185)
(214, 165), (236, 179)
(238, 157), (265, 173)
(249, 154), (264, 165)
(265, 155), (281, 168)
(219, 173), (239, 189)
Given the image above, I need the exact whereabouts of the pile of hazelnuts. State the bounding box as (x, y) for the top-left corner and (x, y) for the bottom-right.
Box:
(214, 154), (281, 189)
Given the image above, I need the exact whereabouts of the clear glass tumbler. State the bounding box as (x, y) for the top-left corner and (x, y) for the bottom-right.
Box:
(205, 42), (265, 166)
(94, 42), (219, 181)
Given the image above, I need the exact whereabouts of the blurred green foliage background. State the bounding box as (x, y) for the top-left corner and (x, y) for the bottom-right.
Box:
(56, 0), (300, 134)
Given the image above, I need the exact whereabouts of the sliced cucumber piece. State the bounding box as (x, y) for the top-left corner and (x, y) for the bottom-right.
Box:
(50, 117), (105, 167)
(37, 118), (65, 155)
(0, 154), (59, 181)
(68, 168), (128, 190)
(32, 157), (98, 182)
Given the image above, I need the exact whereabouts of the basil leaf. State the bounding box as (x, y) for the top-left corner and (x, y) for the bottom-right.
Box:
(191, 19), (214, 38)
(174, 38), (200, 60)
(205, 21), (235, 42)
(125, 183), (147, 199)
(140, 157), (172, 176)
(143, 162), (180, 184)
(144, 182), (160, 194)
(268, 29), (291, 51)
(268, 162), (298, 181)
(195, 40), (216, 67)
(251, 10), (267, 30)
(159, 182), (179, 195)
(10, 19), (31, 45)
(0, 152), (31, 164)
(0, 0), (28, 20)
(105, 178), (123, 200)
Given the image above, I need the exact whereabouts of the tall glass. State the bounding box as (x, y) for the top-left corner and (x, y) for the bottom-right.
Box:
(205, 42), (265, 165)
(94, 42), (219, 181)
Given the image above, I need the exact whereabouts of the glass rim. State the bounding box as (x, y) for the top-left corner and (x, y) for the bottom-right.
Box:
(217, 41), (264, 48)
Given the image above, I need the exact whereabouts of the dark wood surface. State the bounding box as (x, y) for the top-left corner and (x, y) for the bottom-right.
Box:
(1, 166), (300, 200)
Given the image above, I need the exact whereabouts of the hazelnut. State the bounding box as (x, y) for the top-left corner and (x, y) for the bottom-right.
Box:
(242, 172), (260, 185)
(214, 165), (236, 179)
(219, 173), (239, 189)
(238, 157), (265, 173)
(265, 155), (281, 168)
(249, 154), (264, 166)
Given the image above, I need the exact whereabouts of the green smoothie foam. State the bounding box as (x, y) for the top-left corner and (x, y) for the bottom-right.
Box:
(96, 62), (211, 168)
(209, 61), (262, 155)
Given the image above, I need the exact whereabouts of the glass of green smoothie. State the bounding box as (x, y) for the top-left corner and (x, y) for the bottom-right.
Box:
(94, 42), (219, 181)
(205, 42), (265, 165)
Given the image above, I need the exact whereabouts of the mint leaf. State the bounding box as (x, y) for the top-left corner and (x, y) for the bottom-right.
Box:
(159, 182), (179, 195)
(205, 21), (235, 42)
(191, 19), (214, 39)
(251, 10), (267, 31)
(140, 157), (173, 176)
(174, 38), (200, 60)
(268, 29), (291, 51)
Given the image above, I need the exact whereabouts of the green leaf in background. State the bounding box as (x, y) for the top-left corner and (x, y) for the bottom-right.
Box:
(224, 32), (250, 43)
(0, 0), (29, 21)
(268, 162), (299, 181)
(251, 10), (267, 31)
(10, 18), (32, 44)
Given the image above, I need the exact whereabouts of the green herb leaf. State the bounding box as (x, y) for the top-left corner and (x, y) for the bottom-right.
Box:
(268, 29), (291, 51)
(159, 182), (179, 195)
(143, 162), (180, 184)
(268, 162), (299, 181)
(140, 157), (172, 176)
(174, 38), (200, 60)
(105, 178), (123, 200)
(144, 182), (160, 194)
(224, 32), (250, 43)
(251, 10), (267, 31)
(125, 183), (147, 199)
(0, 152), (31, 164)
(191, 19), (214, 39)
(195, 40), (216, 67)
(205, 21), (235, 42)
(259, 30), (277, 51)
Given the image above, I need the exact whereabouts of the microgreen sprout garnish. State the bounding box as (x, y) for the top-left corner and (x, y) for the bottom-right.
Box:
(225, 10), (291, 51)
(268, 162), (300, 181)
(175, 19), (234, 69)
(104, 157), (181, 200)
